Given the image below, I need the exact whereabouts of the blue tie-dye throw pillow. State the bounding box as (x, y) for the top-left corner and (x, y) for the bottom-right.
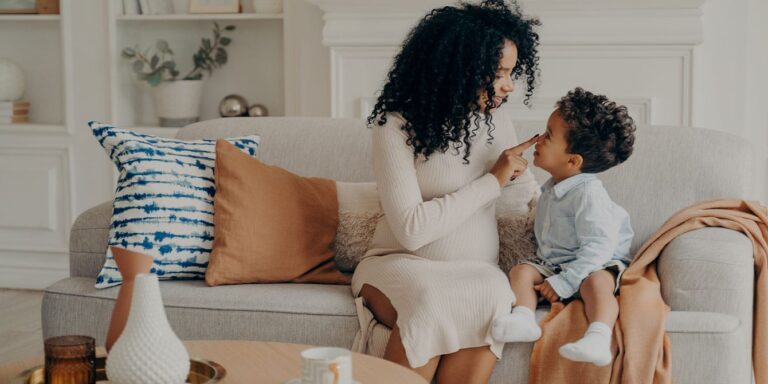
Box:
(89, 121), (260, 288)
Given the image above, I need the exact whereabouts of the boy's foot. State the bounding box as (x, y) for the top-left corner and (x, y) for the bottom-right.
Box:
(491, 306), (541, 343)
(558, 322), (613, 366)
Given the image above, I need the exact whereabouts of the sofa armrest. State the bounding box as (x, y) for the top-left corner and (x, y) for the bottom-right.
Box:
(658, 227), (754, 322)
(69, 200), (113, 278)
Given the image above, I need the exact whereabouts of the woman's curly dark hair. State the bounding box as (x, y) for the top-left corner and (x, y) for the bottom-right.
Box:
(557, 87), (636, 173)
(368, 0), (540, 164)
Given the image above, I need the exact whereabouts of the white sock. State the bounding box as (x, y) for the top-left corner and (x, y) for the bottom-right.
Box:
(558, 322), (614, 366)
(491, 306), (541, 343)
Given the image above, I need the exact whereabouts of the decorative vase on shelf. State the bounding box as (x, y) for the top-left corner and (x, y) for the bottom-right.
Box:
(151, 80), (204, 127)
(252, 0), (283, 14)
(106, 273), (189, 384)
(0, 59), (25, 102)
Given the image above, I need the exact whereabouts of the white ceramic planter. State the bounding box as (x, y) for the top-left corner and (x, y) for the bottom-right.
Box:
(151, 80), (203, 127)
(106, 273), (189, 384)
(252, 0), (283, 14)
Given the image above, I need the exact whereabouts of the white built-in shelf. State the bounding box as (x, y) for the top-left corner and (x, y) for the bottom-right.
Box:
(0, 15), (60, 21)
(0, 123), (66, 134)
(116, 13), (283, 21)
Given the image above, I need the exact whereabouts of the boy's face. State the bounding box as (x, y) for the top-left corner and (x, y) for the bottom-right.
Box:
(533, 110), (579, 176)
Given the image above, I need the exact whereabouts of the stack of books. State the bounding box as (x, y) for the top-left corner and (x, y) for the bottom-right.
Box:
(0, 101), (30, 124)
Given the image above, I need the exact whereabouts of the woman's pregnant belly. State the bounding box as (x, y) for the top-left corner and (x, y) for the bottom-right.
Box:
(365, 205), (500, 264)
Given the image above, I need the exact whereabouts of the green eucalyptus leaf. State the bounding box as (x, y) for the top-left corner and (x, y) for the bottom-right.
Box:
(156, 39), (170, 53)
(215, 48), (227, 65)
(185, 73), (203, 81)
(219, 37), (231, 46)
(224, 25), (235, 31)
(132, 60), (144, 73)
(147, 70), (163, 86)
(150, 54), (159, 70)
(121, 47), (136, 58)
(203, 38), (211, 51)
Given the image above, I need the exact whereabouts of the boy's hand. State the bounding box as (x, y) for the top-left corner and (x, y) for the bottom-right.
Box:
(534, 281), (560, 303)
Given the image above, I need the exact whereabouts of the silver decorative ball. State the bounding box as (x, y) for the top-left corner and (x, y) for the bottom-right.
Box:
(218, 94), (249, 117)
(248, 104), (269, 117)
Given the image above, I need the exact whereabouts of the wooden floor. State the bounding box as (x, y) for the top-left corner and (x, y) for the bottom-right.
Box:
(0, 289), (44, 364)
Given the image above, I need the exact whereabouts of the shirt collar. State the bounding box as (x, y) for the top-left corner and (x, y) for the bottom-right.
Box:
(541, 173), (597, 199)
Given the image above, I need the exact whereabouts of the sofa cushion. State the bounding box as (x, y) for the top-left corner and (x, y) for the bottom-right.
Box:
(207, 140), (347, 286)
(43, 277), (358, 347)
(89, 122), (260, 288)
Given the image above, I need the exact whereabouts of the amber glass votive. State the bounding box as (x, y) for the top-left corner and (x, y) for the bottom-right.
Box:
(44, 335), (95, 384)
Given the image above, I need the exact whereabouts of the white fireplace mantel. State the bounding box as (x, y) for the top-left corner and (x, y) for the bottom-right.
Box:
(308, 0), (706, 124)
(308, 0), (706, 46)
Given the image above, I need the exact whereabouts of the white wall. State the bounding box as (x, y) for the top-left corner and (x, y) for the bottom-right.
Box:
(692, 0), (768, 202)
(284, 0), (331, 116)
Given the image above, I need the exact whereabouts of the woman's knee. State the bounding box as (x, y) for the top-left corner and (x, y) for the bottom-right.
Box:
(360, 284), (398, 328)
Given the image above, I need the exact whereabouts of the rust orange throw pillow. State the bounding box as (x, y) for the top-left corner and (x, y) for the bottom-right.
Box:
(205, 140), (350, 286)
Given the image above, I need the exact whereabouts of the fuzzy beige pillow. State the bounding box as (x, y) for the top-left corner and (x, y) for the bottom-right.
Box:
(333, 182), (383, 272)
(497, 198), (538, 274)
(331, 182), (539, 273)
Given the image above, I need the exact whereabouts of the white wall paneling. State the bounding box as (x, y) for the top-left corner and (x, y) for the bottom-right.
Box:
(311, 0), (704, 122)
(0, 0), (75, 289)
(0, 146), (71, 289)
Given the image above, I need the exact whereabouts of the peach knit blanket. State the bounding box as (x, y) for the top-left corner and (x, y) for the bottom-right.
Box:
(528, 200), (768, 384)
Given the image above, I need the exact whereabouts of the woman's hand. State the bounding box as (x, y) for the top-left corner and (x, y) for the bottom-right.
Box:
(490, 134), (539, 187)
(534, 281), (561, 304)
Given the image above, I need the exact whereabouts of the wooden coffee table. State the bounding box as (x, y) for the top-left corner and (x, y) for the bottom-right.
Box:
(0, 340), (427, 383)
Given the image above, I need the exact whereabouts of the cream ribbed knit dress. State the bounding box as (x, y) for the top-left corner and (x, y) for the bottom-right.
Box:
(351, 104), (539, 368)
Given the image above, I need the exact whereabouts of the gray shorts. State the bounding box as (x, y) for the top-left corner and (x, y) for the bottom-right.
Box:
(521, 259), (628, 297)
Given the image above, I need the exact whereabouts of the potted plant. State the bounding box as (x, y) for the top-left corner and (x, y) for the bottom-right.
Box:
(122, 22), (235, 127)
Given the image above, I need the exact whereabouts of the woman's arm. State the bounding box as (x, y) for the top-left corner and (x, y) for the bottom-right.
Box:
(373, 115), (502, 251)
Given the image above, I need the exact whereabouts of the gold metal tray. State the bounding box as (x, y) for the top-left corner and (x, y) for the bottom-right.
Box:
(14, 355), (226, 384)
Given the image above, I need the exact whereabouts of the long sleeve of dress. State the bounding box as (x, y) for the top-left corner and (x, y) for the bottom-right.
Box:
(372, 115), (502, 251)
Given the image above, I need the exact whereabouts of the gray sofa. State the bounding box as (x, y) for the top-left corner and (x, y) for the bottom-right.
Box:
(44, 117), (760, 383)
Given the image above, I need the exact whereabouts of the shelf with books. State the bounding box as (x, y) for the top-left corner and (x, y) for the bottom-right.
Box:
(116, 13), (283, 21)
(0, 15), (60, 21)
(0, 18), (66, 128)
(108, 0), (285, 129)
(0, 123), (67, 134)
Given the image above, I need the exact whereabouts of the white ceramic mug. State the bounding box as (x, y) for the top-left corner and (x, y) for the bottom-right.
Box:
(300, 347), (353, 384)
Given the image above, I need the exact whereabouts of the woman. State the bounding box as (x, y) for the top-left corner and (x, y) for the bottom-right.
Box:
(352, 0), (542, 383)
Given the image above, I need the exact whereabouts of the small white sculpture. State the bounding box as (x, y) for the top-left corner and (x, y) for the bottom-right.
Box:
(0, 59), (25, 101)
(106, 273), (190, 384)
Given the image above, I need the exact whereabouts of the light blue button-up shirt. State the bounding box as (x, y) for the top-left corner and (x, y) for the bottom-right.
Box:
(534, 173), (634, 299)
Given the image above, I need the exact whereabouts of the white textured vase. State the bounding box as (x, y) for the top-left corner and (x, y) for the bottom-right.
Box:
(0, 59), (25, 101)
(106, 273), (189, 384)
(151, 80), (203, 127)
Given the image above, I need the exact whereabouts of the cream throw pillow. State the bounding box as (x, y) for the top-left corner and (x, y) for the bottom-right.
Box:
(332, 182), (538, 272)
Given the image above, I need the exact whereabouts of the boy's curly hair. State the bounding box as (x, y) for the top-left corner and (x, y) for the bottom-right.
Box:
(557, 87), (636, 173)
(368, 0), (541, 164)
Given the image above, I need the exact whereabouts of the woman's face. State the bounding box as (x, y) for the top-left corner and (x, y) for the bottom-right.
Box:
(479, 39), (518, 112)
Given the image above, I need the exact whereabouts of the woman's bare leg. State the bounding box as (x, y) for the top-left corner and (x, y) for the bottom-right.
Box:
(435, 346), (497, 384)
(359, 284), (440, 381)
